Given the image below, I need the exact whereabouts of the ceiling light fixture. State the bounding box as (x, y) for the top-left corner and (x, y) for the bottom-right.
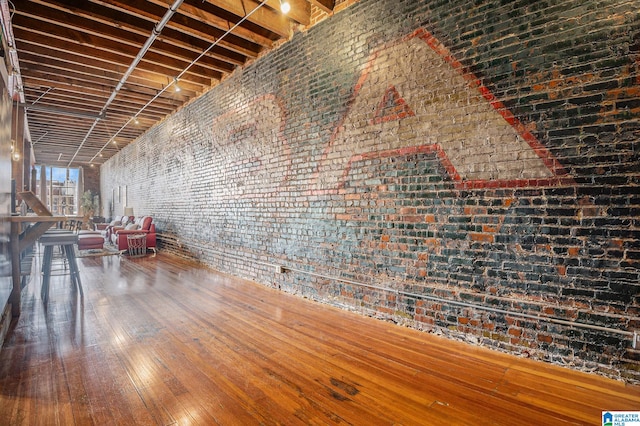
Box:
(279, 0), (290, 14)
(174, 77), (181, 92)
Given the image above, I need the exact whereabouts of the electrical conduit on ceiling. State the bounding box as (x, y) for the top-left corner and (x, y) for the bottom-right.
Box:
(89, 0), (271, 164)
(67, 0), (185, 167)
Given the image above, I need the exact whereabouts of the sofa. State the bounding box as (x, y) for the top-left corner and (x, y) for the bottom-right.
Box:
(96, 215), (134, 240)
(110, 216), (157, 253)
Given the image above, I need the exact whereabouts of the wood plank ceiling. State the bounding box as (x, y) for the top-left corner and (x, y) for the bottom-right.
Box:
(7, 0), (334, 167)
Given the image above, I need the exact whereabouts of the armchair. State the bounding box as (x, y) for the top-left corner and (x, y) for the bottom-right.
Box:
(111, 216), (157, 253)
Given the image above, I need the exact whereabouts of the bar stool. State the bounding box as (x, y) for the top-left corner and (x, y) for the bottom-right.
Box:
(39, 232), (83, 303)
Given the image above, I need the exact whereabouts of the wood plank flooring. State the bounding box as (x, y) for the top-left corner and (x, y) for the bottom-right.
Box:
(0, 251), (639, 425)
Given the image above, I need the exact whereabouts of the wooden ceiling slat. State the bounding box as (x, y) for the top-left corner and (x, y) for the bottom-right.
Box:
(34, 134), (144, 146)
(149, 0), (283, 44)
(10, 0), (333, 167)
(23, 85), (182, 117)
(29, 126), (95, 137)
(198, 0), (296, 36)
(23, 89), (176, 118)
(22, 71), (195, 106)
(14, 31), (226, 80)
(92, 0), (264, 58)
(153, 0), (288, 39)
(20, 55), (213, 91)
(13, 24), (219, 84)
(24, 0), (261, 68)
(23, 87), (202, 121)
(27, 114), (140, 133)
(22, 77), (189, 114)
(71, 0), (251, 66)
(27, 100), (173, 123)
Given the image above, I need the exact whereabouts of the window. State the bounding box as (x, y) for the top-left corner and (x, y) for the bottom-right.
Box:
(34, 167), (80, 216)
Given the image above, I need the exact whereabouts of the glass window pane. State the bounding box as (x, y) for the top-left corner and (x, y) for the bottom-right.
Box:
(35, 166), (80, 216)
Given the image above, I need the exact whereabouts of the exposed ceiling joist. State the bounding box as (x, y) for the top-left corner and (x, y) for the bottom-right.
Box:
(4, 0), (335, 167)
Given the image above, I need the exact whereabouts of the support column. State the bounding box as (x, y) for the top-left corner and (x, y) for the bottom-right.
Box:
(39, 164), (47, 207)
(10, 102), (25, 201)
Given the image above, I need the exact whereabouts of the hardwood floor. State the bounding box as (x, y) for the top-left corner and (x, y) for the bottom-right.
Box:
(0, 251), (639, 425)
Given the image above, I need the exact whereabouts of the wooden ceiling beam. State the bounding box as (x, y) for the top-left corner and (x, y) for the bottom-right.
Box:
(29, 120), (142, 135)
(37, 0), (273, 53)
(31, 132), (143, 147)
(23, 88), (176, 118)
(29, 122), (94, 136)
(91, 0), (263, 58)
(26, 110), (145, 133)
(15, 31), (228, 81)
(24, 82), (181, 117)
(19, 54), (214, 91)
(30, 127), (142, 140)
(25, 78), (182, 111)
(157, 0), (286, 39)
(12, 18), (222, 81)
(30, 123), (144, 143)
(23, 88), (181, 119)
(21, 70), (197, 107)
(25, 44), (229, 81)
(10, 0), (318, 167)
(25, 97), (174, 123)
(70, 0), (249, 67)
(148, 0), (283, 44)
(20, 40), (205, 86)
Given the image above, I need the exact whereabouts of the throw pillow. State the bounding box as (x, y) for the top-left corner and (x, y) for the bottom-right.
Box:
(125, 223), (140, 230)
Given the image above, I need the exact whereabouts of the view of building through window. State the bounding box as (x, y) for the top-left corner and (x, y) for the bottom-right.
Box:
(34, 167), (80, 216)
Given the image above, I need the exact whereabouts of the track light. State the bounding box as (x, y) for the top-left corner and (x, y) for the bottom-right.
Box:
(279, 0), (290, 14)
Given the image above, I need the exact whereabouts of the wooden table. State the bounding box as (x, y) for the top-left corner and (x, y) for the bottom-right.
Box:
(8, 215), (66, 316)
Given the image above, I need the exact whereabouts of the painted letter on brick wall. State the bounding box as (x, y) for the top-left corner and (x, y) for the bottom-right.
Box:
(311, 29), (571, 194)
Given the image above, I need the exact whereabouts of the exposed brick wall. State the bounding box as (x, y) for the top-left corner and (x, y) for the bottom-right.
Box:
(309, 5), (329, 26)
(80, 165), (102, 221)
(82, 166), (100, 198)
(101, 0), (640, 382)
